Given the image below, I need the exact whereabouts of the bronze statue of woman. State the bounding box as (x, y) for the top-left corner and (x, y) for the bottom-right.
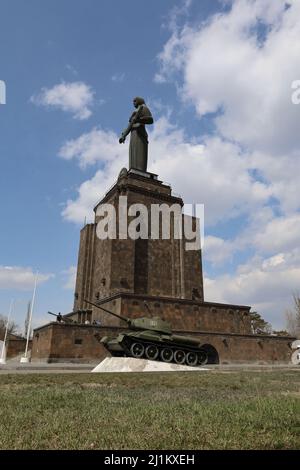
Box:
(119, 97), (153, 172)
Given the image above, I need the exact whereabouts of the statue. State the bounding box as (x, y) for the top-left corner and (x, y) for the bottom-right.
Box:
(119, 97), (153, 172)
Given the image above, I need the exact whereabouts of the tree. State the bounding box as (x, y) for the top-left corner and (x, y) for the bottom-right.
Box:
(285, 293), (300, 338)
(0, 314), (19, 340)
(249, 311), (272, 335)
(272, 330), (290, 337)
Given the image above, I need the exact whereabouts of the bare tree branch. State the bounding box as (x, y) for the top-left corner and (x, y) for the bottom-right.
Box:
(285, 292), (300, 338)
(0, 315), (19, 340)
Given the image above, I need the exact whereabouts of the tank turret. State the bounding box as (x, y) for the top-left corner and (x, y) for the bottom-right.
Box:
(85, 299), (219, 366)
(84, 299), (171, 333)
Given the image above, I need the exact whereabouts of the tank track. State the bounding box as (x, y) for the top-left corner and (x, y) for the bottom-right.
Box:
(120, 337), (208, 366)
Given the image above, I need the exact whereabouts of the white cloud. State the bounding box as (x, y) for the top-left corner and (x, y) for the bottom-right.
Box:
(111, 73), (125, 82)
(153, 0), (300, 234)
(202, 210), (300, 270)
(253, 213), (300, 254)
(59, 127), (125, 168)
(59, 126), (128, 222)
(250, 150), (300, 214)
(162, 0), (192, 32)
(60, 116), (271, 224)
(62, 266), (77, 290)
(31, 315), (53, 330)
(58, 117), (298, 330)
(57, 1), (300, 331)
(152, 0), (300, 330)
(151, 121), (271, 223)
(205, 248), (300, 329)
(156, 0), (300, 209)
(65, 64), (78, 76)
(204, 205), (300, 252)
(31, 81), (95, 120)
(62, 170), (113, 223)
(0, 266), (53, 290)
(203, 235), (235, 266)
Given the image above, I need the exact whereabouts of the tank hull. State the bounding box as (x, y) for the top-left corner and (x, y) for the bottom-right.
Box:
(100, 330), (219, 365)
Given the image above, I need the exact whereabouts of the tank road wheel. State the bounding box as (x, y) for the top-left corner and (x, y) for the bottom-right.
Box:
(161, 347), (173, 363)
(130, 342), (144, 358)
(198, 350), (208, 365)
(174, 350), (186, 364)
(145, 344), (159, 360)
(186, 351), (198, 367)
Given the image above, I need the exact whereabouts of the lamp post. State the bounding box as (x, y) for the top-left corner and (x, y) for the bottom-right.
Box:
(20, 272), (38, 363)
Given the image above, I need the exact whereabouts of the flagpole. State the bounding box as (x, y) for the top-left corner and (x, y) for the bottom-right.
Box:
(0, 299), (14, 365)
(21, 271), (38, 363)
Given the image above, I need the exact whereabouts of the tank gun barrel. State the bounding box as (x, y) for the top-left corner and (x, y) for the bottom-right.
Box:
(83, 299), (130, 325)
(48, 311), (58, 317)
(47, 311), (73, 323)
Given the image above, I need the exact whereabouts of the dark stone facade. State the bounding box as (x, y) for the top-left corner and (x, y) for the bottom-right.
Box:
(32, 170), (294, 363)
(3, 334), (32, 359)
(73, 171), (204, 312)
(32, 323), (107, 363)
(68, 293), (252, 335)
(31, 322), (293, 364)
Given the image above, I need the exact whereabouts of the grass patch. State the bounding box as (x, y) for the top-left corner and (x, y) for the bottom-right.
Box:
(0, 370), (299, 450)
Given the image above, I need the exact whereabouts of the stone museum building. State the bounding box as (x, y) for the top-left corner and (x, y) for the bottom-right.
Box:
(31, 169), (293, 364)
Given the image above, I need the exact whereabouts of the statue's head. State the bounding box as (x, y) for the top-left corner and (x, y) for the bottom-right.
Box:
(133, 96), (145, 108)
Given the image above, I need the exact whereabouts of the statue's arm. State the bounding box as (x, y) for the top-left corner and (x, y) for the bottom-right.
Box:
(119, 123), (132, 141)
(119, 119), (134, 143)
(119, 107), (144, 143)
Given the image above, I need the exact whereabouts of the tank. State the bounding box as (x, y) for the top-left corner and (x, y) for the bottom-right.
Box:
(47, 311), (74, 324)
(85, 299), (219, 366)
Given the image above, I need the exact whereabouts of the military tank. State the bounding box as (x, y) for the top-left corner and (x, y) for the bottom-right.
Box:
(85, 299), (217, 366)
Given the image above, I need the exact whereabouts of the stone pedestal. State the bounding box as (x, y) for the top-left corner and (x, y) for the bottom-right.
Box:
(30, 170), (295, 365)
(74, 170), (204, 315)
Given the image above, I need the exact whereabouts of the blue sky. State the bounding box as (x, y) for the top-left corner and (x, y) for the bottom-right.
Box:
(1, 0), (300, 332)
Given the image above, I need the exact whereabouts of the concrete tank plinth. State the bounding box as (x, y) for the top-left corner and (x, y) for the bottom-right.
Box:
(92, 357), (210, 373)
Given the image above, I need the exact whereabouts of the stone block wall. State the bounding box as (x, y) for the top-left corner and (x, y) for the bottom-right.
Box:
(90, 293), (252, 335)
(32, 323), (108, 362)
(6, 338), (32, 359)
(31, 322), (293, 364)
(52, 170), (289, 366)
(74, 223), (96, 311)
(73, 171), (204, 310)
(188, 331), (293, 363)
